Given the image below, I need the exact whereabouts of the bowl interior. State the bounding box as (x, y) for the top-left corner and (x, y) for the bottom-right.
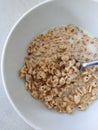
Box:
(2, 0), (98, 130)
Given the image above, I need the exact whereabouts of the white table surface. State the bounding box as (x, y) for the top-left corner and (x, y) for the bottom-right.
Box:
(0, 0), (45, 130)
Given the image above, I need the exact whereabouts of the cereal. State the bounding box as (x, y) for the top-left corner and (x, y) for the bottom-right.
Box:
(19, 24), (98, 113)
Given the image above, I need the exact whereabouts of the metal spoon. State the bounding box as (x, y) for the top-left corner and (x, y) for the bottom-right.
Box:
(79, 60), (98, 72)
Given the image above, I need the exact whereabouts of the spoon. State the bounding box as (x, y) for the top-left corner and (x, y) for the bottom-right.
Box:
(78, 60), (98, 72)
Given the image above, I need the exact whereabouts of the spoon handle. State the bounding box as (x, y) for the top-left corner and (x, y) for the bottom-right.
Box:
(82, 61), (98, 68)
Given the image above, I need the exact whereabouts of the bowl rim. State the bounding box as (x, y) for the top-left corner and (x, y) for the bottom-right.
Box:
(1, 0), (53, 129)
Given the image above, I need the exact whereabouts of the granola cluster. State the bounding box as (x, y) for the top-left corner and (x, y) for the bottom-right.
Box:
(19, 24), (98, 113)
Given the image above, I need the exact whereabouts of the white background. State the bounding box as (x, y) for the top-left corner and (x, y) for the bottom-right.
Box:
(0, 0), (45, 130)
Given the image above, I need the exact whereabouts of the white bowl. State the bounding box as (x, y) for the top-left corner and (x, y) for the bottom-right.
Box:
(1, 0), (98, 130)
